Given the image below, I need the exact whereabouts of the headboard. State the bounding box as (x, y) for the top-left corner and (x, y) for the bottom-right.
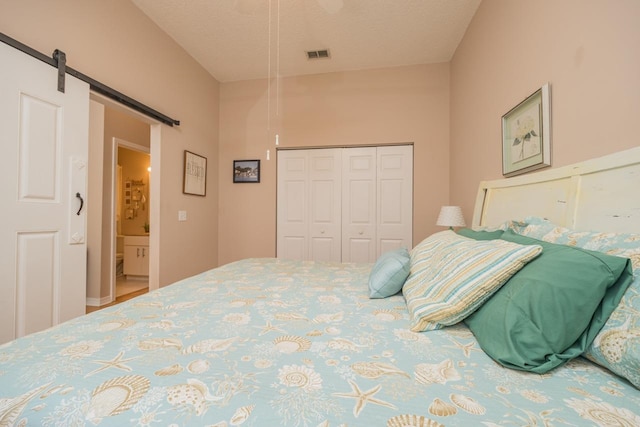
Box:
(472, 146), (640, 234)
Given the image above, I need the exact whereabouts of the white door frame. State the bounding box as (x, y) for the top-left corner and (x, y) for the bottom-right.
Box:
(90, 92), (161, 302)
(110, 138), (150, 302)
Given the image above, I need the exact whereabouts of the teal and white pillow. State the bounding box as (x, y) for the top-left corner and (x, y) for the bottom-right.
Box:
(402, 230), (541, 332)
(514, 216), (640, 389)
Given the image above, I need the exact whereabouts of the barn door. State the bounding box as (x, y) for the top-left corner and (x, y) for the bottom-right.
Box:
(0, 42), (90, 344)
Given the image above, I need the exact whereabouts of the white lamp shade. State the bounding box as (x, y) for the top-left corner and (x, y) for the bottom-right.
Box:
(436, 206), (466, 228)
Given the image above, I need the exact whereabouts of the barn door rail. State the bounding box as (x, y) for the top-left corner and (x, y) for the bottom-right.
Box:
(0, 32), (180, 127)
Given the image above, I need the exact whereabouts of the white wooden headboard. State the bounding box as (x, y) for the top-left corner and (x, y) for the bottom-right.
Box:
(472, 146), (640, 234)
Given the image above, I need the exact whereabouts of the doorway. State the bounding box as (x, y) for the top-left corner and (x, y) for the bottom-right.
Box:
(87, 93), (161, 309)
(113, 140), (151, 299)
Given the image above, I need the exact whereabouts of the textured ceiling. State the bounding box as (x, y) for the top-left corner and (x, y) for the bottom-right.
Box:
(132, 0), (481, 83)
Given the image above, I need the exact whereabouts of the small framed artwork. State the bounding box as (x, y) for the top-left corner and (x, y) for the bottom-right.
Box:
(502, 83), (551, 177)
(233, 159), (260, 183)
(183, 150), (207, 196)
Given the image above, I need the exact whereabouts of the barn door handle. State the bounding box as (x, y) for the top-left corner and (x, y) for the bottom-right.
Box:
(75, 192), (84, 215)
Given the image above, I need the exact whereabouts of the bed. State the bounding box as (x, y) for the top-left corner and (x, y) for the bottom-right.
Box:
(2, 148), (640, 426)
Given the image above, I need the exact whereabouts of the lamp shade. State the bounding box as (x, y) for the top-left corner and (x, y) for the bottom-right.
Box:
(436, 206), (466, 228)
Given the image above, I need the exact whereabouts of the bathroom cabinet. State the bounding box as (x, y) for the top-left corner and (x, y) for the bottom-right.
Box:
(123, 235), (149, 278)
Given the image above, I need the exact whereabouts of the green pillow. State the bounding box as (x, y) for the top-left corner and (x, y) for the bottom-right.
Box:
(368, 248), (410, 298)
(465, 230), (634, 373)
(457, 228), (504, 240)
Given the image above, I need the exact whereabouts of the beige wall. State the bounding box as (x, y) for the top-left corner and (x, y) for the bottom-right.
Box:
(1, 0), (220, 289)
(450, 0), (640, 220)
(218, 64), (450, 265)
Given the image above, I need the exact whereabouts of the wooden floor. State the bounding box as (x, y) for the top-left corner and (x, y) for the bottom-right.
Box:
(86, 288), (148, 314)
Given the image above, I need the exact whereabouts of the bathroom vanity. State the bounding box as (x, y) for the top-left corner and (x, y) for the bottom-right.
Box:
(123, 235), (149, 278)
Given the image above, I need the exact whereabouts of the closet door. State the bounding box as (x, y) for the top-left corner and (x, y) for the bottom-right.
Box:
(277, 151), (308, 260)
(277, 149), (342, 262)
(278, 146), (412, 264)
(377, 145), (413, 254)
(342, 147), (377, 263)
(308, 149), (342, 261)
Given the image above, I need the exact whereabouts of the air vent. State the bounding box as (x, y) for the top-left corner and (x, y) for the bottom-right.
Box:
(306, 49), (331, 60)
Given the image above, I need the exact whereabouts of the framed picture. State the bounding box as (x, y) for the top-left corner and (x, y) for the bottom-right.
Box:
(502, 83), (551, 177)
(183, 150), (207, 196)
(233, 159), (260, 183)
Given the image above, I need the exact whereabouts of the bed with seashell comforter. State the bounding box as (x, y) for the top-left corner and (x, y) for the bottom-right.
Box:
(2, 148), (640, 426)
(0, 256), (638, 427)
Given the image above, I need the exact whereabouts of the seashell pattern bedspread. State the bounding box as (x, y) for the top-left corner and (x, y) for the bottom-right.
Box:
(1, 258), (640, 426)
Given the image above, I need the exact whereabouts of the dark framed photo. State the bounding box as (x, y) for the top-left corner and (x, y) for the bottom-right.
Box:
(233, 159), (260, 183)
(183, 150), (207, 196)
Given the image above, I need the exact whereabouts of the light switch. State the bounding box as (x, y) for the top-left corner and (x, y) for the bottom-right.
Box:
(178, 210), (187, 221)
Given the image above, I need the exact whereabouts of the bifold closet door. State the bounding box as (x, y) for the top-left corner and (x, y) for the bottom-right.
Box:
(342, 147), (377, 262)
(341, 145), (413, 262)
(276, 149), (341, 262)
(376, 145), (413, 254)
(278, 146), (412, 263)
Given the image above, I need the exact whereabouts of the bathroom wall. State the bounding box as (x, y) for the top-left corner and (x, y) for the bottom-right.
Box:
(119, 147), (151, 236)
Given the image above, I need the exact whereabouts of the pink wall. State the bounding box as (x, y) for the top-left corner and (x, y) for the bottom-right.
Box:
(218, 64), (450, 265)
(450, 0), (640, 220)
(1, 0), (220, 288)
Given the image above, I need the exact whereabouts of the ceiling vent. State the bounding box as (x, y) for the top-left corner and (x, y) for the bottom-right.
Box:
(306, 49), (331, 60)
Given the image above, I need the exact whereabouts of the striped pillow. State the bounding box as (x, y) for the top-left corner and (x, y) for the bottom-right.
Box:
(403, 230), (542, 332)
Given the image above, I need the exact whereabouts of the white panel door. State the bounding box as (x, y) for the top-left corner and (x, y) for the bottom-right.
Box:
(277, 151), (308, 260)
(0, 43), (90, 344)
(377, 145), (413, 254)
(308, 149), (342, 262)
(342, 147), (377, 263)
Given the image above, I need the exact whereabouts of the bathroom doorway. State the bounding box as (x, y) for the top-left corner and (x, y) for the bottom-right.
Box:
(112, 138), (150, 299)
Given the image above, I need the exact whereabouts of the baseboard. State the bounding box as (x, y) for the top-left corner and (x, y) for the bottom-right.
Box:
(86, 296), (113, 307)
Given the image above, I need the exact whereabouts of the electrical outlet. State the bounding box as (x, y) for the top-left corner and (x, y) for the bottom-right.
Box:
(178, 210), (187, 221)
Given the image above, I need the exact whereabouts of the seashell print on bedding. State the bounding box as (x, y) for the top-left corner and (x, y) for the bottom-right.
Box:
(154, 364), (183, 376)
(0, 383), (50, 427)
(182, 337), (239, 354)
(386, 414), (444, 427)
(97, 319), (135, 332)
(565, 398), (640, 426)
(428, 397), (457, 417)
(274, 312), (309, 321)
(592, 318), (640, 364)
(230, 404), (255, 425)
(414, 359), (461, 385)
(373, 309), (402, 321)
(273, 336), (311, 353)
(449, 393), (486, 415)
(351, 361), (409, 379)
(278, 365), (322, 391)
(85, 375), (150, 423)
(313, 312), (344, 323)
(59, 340), (104, 359)
(328, 338), (364, 352)
(187, 359), (210, 374)
(138, 338), (183, 351)
(167, 378), (222, 416)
